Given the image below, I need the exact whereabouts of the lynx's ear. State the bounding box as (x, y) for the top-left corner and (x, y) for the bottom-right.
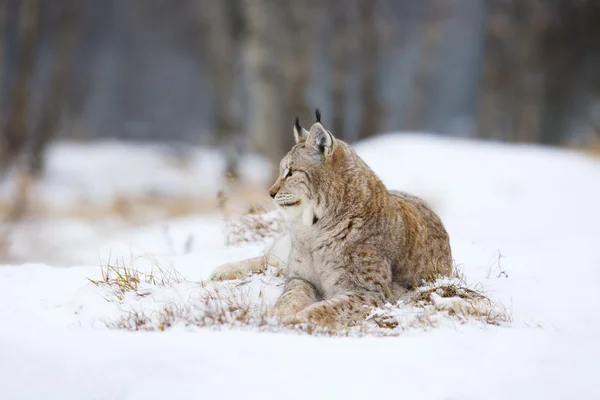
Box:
(293, 117), (309, 144)
(307, 110), (336, 157)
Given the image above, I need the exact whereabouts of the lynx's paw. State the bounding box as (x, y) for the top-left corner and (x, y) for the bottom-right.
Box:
(278, 315), (304, 326)
(209, 263), (248, 281)
(209, 256), (268, 282)
(293, 308), (332, 327)
(270, 303), (299, 321)
(276, 309), (333, 328)
(273, 305), (331, 327)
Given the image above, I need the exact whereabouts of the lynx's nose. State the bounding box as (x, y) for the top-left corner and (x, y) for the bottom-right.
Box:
(269, 181), (281, 199)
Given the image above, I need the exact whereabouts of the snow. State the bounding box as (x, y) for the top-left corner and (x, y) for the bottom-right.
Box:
(1, 133), (600, 399)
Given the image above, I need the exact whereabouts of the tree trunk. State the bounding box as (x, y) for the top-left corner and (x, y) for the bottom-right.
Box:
(240, 0), (287, 177)
(329, 1), (351, 139)
(1, 0), (39, 171)
(356, 0), (384, 139)
(476, 0), (546, 143)
(403, 0), (443, 132)
(281, 1), (319, 148)
(196, 0), (242, 179)
(509, 1), (544, 143)
(476, 0), (507, 140)
(0, 0), (4, 109)
(29, 0), (80, 175)
(537, 1), (600, 146)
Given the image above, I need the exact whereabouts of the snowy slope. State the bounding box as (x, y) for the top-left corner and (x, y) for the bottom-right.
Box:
(1, 133), (600, 400)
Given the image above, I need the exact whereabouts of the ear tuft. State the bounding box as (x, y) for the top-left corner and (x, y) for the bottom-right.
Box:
(293, 117), (309, 143)
(315, 108), (321, 123)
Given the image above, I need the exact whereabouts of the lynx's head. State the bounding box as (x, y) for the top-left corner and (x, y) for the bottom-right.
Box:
(269, 109), (363, 225)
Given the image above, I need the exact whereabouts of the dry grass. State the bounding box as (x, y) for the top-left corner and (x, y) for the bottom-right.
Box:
(0, 194), (219, 222)
(89, 250), (280, 332)
(89, 255), (186, 301)
(217, 179), (274, 217)
(224, 210), (286, 246)
(108, 285), (275, 332)
(217, 181), (286, 246)
(344, 263), (512, 333)
(367, 267), (513, 331)
(101, 264), (282, 332)
(95, 258), (511, 336)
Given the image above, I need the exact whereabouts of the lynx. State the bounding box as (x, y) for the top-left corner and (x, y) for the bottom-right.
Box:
(211, 110), (452, 327)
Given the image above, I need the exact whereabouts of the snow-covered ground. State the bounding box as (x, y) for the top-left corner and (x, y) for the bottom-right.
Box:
(1, 134), (600, 399)
(0, 140), (271, 263)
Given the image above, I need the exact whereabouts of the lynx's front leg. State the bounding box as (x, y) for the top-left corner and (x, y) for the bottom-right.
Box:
(271, 278), (320, 319)
(292, 258), (394, 327)
(211, 232), (290, 281)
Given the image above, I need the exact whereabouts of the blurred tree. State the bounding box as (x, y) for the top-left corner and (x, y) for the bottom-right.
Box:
(65, 0), (112, 139)
(538, 1), (600, 146)
(476, 0), (600, 146)
(240, 0), (287, 174)
(0, 0), (4, 106)
(0, 0), (39, 171)
(356, 0), (384, 139)
(241, 0), (317, 175)
(329, 0), (351, 138)
(281, 1), (319, 148)
(195, 0), (242, 179)
(404, 0), (444, 132)
(476, 0), (513, 141)
(510, 1), (545, 144)
(29, 0), (80, 174)
(476, 0), (545, 143)
(3, 0), (598, 162)
(117, 0), (163, 140)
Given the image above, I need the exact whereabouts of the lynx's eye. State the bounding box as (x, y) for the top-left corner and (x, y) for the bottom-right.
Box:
(285, 168), (293, 178)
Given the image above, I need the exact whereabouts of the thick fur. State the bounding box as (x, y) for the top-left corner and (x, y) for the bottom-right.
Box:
(211, 114), (452, 328)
